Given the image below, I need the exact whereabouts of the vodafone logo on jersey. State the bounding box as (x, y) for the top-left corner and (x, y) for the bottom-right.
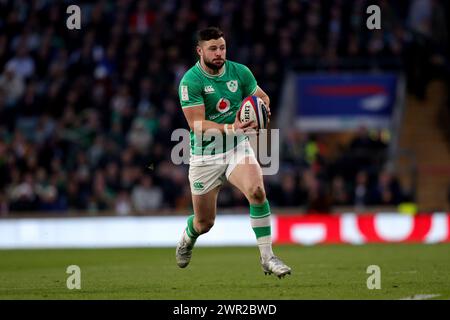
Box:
(273, 213), (450, 245)
(216, 98), (231, 113)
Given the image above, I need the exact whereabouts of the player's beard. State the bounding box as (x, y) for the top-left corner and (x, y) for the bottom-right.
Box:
(204, 58), (225, 71)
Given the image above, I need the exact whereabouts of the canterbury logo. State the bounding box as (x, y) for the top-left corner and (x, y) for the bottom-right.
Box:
(204, 86), (215, 93)
(193, 182), (204, 190)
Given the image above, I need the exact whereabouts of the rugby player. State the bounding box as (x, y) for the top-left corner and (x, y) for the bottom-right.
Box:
(176, 27), (291, 278)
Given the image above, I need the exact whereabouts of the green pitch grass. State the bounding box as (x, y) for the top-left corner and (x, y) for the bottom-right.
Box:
(0, 244), (449, 299)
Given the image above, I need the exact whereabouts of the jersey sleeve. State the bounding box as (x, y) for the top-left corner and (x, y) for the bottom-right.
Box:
(240, 65), (258, 97)
(178, 73), (204, 108)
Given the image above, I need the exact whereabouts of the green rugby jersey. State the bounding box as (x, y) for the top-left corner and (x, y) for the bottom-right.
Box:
(178, 60), (258, 155)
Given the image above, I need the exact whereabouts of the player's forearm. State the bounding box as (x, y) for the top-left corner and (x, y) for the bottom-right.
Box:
(191, 120), (229, 134)
(254, 87), (270, 108)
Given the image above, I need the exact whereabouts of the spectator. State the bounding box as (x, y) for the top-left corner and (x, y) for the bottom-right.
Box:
(331, 176), (351, 206)
(372, 170), (403, 205)
(8, 172), (38, 212)
(131, 176), (163, 213)
(0, 64), (25, 107)
(348, 126), (381, 171)
(353, 171), (371, 210)
(303, 170), (332, 213)
(35, 168), (60, 211)
(129, 0), (156, 35)
(127, 118), (152, 155)
(408, 0), (432, 37)
(4, 44), (35, 79)
(89, 170), (111, 212)
(274, 174), (304, 207)
(65, 179), (86, 211)
(115, 190), (132, 215)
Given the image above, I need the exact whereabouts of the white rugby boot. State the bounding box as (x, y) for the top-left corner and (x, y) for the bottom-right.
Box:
(261, 255), (292, 278)
(175, 230), (195, 268)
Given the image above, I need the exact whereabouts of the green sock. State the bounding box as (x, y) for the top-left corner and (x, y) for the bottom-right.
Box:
(185, 214), (200, 241)
(250, 200), (274, 259)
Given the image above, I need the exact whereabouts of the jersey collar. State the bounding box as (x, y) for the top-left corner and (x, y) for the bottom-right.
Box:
(196, 61), (227, 79)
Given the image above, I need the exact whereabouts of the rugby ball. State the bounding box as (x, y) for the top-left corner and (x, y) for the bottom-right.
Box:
(238, 96), (268, 129)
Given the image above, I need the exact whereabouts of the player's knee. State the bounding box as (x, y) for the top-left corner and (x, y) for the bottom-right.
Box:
(196, 219), (214, 234)
(247, 185), (266, 204)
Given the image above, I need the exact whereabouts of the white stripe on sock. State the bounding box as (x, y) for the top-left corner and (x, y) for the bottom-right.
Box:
(183, 229), (195, 245)
(251, 216), (271, 228)
(257, 235), (272, 245)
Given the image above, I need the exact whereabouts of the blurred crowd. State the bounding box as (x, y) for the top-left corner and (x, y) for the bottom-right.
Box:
(263, 126), (407, 213)
(0, 0), (448, 215)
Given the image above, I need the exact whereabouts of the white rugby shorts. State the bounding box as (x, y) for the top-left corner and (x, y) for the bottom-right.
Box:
(188, 140), (258, 195)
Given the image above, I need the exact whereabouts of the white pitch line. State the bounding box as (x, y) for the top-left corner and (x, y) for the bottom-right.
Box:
(399, 294), (441, 300)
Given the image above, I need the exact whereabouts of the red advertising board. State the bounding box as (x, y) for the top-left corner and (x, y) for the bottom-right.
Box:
(274, 213), (450, 245)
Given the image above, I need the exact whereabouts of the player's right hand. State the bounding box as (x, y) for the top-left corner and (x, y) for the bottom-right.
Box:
(233, 113), (258, 135)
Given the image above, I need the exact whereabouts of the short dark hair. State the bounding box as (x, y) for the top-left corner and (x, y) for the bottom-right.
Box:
(196, 27), (224, 44)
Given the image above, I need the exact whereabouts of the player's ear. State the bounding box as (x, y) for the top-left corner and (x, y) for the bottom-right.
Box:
(196, 45), (202, 57)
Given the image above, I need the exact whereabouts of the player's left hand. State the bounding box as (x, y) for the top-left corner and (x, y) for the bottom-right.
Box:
(266, 105), (271, 123)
